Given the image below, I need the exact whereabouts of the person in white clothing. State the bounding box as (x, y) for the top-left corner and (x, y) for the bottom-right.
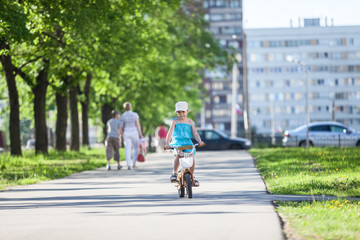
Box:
(120, 102), (144, 170)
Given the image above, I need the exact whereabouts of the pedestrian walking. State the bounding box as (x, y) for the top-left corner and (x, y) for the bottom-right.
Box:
(105, 110), (123, 170)
(156, 124), (168, 151)
(120, 102), (144, 170)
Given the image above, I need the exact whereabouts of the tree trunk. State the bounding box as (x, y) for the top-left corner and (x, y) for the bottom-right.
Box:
(101, 102), (113, 142)
(0, 42), (22, 156)
(81, 73), (91, 147)
(32, 59), (49, 155)
(148, 134), (152, 151)
(69, 85), (80, 151)
(55, 91), (68, 151)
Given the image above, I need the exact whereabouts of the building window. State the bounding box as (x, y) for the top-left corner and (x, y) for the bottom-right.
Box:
(263, 120), (271, 128)
(331, 52), (342, 59)
(355, 78), (360, 85)
(267, 53), (274, 61)
(212, 82), (224, 90)
(209, 0), (216, 7)
(295, 93), (303, 100)
(266, 80), (273, 87)
(317, 79), (325, 85)
(210, 27), (220, 34)
(249, 41), (260, 48)
(335, 93), (345, 100)
(219, 95), (227, 103)
(267, 41), (282, 48)
(229, 0), (240, 7)
(227, 13), (242, 21)
(228, 41), (239, 48)
(285, 80), (290, 87)
(348, 51), (360, 59)
(348, 38), (354, 45)
(335, 79), (338, 86)
(204, 83), (210, 90)
(210, 0), (226, 7)
(211, 14), (224, 21)
(310, 93), (319, 99)
(336, 106), (344, 112)
(219, 39), (226, 48)
(299, 39), (316, 46)
(222, 27), (242, 35)
(285, 40), (298, 47)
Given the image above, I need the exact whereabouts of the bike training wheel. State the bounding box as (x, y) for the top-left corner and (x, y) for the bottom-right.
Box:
(185, 173), (192, 198)
(178, 184), (185, 198)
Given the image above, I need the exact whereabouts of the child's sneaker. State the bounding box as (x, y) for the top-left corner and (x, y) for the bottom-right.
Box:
(170, 173), (177, 182)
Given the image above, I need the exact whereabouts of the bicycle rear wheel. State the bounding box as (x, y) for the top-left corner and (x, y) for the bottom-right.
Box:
(185, 173), (192, 198)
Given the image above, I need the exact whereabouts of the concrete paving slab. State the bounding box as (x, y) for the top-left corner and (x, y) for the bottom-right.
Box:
(0, 150), (283, 240)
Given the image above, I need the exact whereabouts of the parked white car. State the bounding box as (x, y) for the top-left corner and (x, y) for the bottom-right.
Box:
(283, 122), (360, 147)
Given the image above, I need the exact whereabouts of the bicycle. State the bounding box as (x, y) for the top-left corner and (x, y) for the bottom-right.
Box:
(164, 143), (203, 198)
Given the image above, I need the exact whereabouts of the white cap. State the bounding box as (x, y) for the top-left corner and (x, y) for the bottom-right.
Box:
(175, 101), (189, 113)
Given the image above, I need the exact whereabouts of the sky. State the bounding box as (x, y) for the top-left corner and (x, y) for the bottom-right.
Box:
(243, 0), (360, 29)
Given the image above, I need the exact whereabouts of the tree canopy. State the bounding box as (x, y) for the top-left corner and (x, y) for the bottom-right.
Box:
(0, 0), (229, 154)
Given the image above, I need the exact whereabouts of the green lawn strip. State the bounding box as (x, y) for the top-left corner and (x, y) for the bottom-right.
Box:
(276, 200), (360, 240)
(0, 147), (124, 190)
(249, 148), (360, 197)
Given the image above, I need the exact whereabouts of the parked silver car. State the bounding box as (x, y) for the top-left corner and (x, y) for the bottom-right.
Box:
(283, 122), (360, 147)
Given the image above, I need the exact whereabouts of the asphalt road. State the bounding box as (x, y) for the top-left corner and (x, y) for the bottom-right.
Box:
(0, 150), (283, 240)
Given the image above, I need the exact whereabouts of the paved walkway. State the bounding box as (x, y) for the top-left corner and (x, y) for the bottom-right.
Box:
(0, 150), (283, 240)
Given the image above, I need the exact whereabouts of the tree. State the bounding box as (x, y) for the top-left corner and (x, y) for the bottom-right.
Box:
(97, 0), (227, 135)
(69, 84), (79, 151)
(0, 1), (32, 156)
(1, 0), (227, 155)
(31, 58), (50, 154)
(9, 0), (110, 153)
(0, 42), (22, 155)
(55, 88), (68, 151)
(80, 73), (92, 147)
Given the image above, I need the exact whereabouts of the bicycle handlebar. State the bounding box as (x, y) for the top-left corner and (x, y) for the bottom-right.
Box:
(164, 143), (205, 151)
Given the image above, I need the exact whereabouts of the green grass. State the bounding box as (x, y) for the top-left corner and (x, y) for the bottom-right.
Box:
(0, 147), (124, 191)
(249, 148), (360, 197)
(276, 200), (360, 240)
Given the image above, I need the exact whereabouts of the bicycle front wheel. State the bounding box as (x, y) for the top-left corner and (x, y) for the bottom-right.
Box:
(178, 183), (185, 198)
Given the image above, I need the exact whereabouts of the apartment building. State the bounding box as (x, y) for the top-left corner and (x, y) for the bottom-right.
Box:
(246, 19), (360, 135)
(200, 0), (244, 136)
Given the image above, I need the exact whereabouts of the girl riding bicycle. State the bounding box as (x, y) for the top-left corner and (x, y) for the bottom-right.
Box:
(165, 101), (205, 186)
